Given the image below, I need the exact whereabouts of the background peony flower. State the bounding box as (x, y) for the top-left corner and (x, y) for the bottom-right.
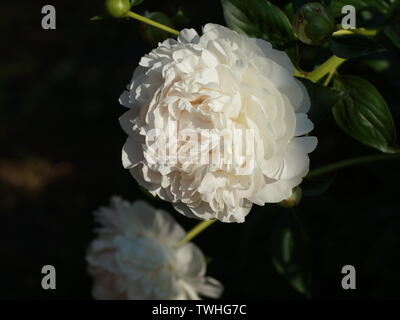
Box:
(120, 23), (317, 223)
(86, 197), (223, 300)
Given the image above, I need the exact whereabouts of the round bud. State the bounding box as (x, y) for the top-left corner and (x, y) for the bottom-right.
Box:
(278, 187), (302, 208)
(105, 0), (131, 18)
(293, 2), (335, 45)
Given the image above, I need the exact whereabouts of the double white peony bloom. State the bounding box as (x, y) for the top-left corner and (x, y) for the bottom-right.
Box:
(86, 197), (223, 300)
(120, 23), (317, 223)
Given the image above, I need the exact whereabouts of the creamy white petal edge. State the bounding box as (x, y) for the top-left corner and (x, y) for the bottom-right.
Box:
(119, 23), (317, 223)
(86, 197), (223, 300)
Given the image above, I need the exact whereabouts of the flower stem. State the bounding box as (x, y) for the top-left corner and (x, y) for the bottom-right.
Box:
(307, 55), (346, 84)
(294, 68), (307, 78)
(333, 28), (378, 37)
(176, 219), (217, 247)
(323, 69), (336, 86)
(307, 153), (400, 178)
(125, 11), (180, 36)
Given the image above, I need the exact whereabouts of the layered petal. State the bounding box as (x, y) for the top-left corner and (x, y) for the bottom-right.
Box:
(119, 23), (317, 223)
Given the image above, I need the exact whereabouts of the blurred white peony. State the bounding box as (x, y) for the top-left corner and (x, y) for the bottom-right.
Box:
(86, 197), (223, 300)
(120, 23), (317, 223)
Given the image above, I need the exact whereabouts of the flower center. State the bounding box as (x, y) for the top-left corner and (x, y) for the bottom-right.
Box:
(190, 95), (207, 106)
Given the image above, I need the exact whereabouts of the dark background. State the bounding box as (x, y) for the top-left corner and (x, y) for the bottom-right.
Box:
(1, 0), (399, 299)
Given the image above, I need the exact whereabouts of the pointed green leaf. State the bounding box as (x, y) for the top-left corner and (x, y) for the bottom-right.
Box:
(270, 211), (311, 297)
(90, 15), (104, 21)
(329, 0), (389, 17)
(131, 0), (144, 6)
(302, 174), (336, 196)
(332, 75), (397, 153)
(383, 0), (400, 50)
(292, 0), (315, 11)
(298, 78), (345, 122)
(221, 0), (297, 63)
(329, 35), (385, 58)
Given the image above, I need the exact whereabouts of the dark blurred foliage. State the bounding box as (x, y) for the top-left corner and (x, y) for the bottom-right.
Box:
(0, 0), (399, 299)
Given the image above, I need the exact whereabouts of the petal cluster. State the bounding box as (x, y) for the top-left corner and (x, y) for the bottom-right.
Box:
(86, 197), (222, 300)
(120, 23), (317, 222)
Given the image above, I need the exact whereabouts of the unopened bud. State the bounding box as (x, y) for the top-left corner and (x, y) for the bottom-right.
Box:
(293, 2), (335, 45)
(105, 0), (131, 18)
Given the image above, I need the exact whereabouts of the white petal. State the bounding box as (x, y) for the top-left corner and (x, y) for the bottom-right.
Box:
(119, 108), (140, 135)
(269, 64), (308, 112)
(176, 244), (206, 277)
(119, 90), (132, 108)
(295, 136), (318, 153)
(262, 136), (316, 180)
(202, 23), (238, 42)
(295, 113), (314, 136)
(201, 49), (219, 68)
(198, 172), (226, 194)
(122, 137), (143, 169)
(295, 79), (311, 113)
(254, 38), (294, 74)
(178, 28), (200, 44)
(196, 277), (224, 299)
(254, 176), (302, 203)
(155, 209), (186, 243)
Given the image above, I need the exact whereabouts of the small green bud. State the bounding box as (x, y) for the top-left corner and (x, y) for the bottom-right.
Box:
(105, 0), (131, 18)
(278, 187), (302, 208)
(293, 2), (335, 45)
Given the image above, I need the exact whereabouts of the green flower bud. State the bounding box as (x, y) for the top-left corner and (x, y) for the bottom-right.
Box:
(278, 187), (302, 208)
(293, 2), (335, 45)
(105, 0), (131, 18)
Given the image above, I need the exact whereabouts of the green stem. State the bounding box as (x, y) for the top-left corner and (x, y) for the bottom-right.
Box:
(294, 68), (306, 78)
(307, 55), (346, 84)
(176, 219), (217, 247)
(125, 11), (180, 36)
(307, 153), (400, 178)
(333, 28), (378, 37)
(323, 70), (335, 86)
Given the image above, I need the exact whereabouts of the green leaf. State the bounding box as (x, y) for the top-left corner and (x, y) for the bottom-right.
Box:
(90, 16), (104, 21)
(298, 78), (345, 122)
(330, 0), (388, 28)
(329, 0), (389, 17)
(292, 0), (334, 12)
(270, 211), (311, 297)
(221, 0), (297, 59)
(363, 59), (390, 72)
(332, 75), (397, 153)
(141, 11), (174, 46)
(284, 3), (294, 21)
(329, 34), (386, 58)
(292, 0), (315, 11)
(384, 25), (400, 49)
(131, 0), (144, 6)
(236, 206), (307, 298)
(302, 174), (336, 196)
(383, 1), (400, 50)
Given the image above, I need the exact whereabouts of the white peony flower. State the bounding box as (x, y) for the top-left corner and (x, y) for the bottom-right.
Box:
(86, 197), (223, 300)
(119, 23), (317, 223)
